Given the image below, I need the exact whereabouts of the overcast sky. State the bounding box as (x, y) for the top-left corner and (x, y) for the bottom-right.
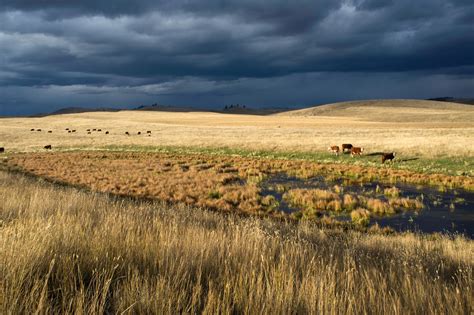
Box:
(1, 0), (473, 115)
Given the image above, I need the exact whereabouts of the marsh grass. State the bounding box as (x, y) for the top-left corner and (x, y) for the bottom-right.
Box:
(1, 171), (473, 314)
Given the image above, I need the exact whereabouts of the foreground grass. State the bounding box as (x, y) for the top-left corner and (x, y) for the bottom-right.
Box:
(1, 171), (472, 314)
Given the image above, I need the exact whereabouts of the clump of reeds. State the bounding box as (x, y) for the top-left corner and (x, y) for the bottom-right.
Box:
(384, 186), (401, 198)
(389, 197), (424, 210)
(351, 208), (371, 226)
(365, 198), (395, 214)
(343, 194), (358, 210)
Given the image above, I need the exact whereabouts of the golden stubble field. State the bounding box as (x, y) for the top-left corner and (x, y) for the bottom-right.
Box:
(1, 100), (473, 156)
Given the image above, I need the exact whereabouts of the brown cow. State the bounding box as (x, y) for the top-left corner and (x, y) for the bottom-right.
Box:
(351, 147), (364, 157)
(48, 130), (52, 133)
(147, 130), (152, 134)
(44, 145), (52, 150)
(137, 131), (141, 135)
(105, 131), (109, 134)
(125, 131), (130, 135)
(341, 143), (353, 153)
(327, 145), (340, 156)
(36, 129), (42, 132)
(71, 130), (76, 133)
(382, 152), (396, 163)
(30, 128), (35, 131)
(98, 129), (102, 132)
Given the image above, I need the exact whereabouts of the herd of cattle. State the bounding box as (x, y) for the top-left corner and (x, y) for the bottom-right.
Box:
(1, 129), (395, 164)
(0, 128), (154, 153)
(328, 143), (396, 163)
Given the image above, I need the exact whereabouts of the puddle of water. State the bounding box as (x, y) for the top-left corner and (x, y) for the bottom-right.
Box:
(260, 174), (474, 237)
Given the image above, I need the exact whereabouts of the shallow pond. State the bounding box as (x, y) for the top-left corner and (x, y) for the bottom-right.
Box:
(260, 174), (474, 238)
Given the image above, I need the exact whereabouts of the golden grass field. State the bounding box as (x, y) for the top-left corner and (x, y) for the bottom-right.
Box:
(1, 170), (472, 314)
(0, 99), (473, 157)
(1, 99), (473, 313)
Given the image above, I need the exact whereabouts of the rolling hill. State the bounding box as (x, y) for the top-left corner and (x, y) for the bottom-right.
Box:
(276, 99), (474, 123)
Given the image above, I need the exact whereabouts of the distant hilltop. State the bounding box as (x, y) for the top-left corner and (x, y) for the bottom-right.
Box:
(427, 97), (474, 105)
(35, 107), (121, 117)
(28, 97), (473, 117)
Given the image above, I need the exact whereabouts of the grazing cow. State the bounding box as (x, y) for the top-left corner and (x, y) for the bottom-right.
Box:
(98, 129), (102, 132)
(44, 145), (52, 150)
(341, 144), (353, 153)
(105, 131), (109, 134)
(65, 128), (69, 130)
(382, 152), (396, 163)
(147, 130), (151, 134)
(350, 147), (364, 157)
(37, 129), (42, 132)
(87, 129), (91, 131)
(125, 131), (130, 135)
(30, 128), (35, 131)
(93, 128), (97, 131)
(68, 130), (71, 133)
(0, 147), (4, 153)
(138, 131), (141, 135)
(48, 130), (52, 133)
(72, 130), (76, 132)
(327, 145), (340, 156)
(87, 131), (91, 134)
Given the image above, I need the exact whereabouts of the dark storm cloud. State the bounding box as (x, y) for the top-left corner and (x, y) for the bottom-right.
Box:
(0, 0), (473, 115)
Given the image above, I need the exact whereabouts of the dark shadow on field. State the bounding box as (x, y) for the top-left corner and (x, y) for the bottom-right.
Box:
(366, 152), (384, 156)
(398, 158), (420, 162)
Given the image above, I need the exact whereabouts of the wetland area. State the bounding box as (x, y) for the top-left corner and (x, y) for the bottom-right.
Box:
(4, 150), (473, 237)
(261, 173), (473, 237)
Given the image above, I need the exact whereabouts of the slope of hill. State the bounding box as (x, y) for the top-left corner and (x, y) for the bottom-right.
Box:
(276, 99), (474, 123)
(45, 107), (121, 116)
(428, 97), (474, 105)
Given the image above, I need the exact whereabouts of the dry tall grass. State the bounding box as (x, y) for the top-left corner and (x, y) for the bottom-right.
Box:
(1, 171), (472, 314)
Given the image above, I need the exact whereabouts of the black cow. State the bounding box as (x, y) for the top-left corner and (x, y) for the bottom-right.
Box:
(0, 147), (4, 153)
(382, 152), (396, 163)
(341, 143), (353, 153)
(44, 145), (52, 150)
